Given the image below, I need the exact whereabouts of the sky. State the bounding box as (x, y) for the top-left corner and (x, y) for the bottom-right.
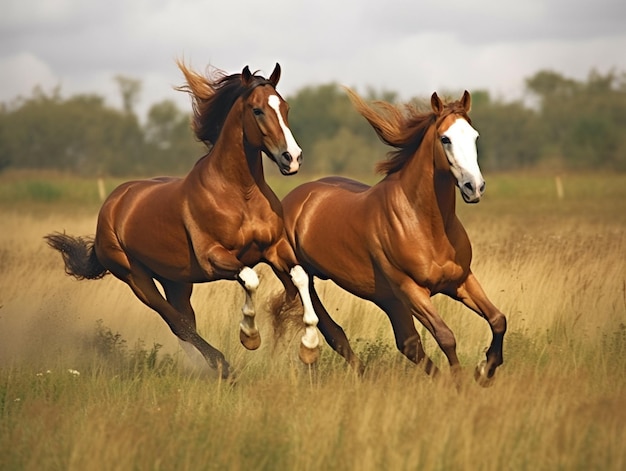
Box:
(2, 0), (626, 118)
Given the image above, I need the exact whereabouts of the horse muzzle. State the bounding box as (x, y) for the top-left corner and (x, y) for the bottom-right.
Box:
(459, 178), (486, 204)
(277, 151), (302, 175)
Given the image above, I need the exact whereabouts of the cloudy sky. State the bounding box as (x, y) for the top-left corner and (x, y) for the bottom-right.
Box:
(2, 0), (625, 117)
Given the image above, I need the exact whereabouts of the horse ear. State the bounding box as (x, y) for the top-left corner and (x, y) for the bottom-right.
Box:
(269, 63), (281, 87)
(431, 92), (444, 114)
(461, 90), (471, 112)
(242, 66), (252, 86)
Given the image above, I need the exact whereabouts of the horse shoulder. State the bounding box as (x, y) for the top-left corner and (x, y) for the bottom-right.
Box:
(367, 198), (467, 291)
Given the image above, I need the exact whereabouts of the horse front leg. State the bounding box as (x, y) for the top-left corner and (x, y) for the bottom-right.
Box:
(265, 240), (320, 365)
(201, 245), (263, 351)
(393, 279), (463, 387)
(289, 265), (320, 364)
(237, 267), (262, 350)
(277, 268), (364, 374)
(454, 272), (507, 387)
(376, 298), (439, 378)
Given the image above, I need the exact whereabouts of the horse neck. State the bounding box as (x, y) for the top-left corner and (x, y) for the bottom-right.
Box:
(398, 124), (457, 227)
(191, 102), (265, 191)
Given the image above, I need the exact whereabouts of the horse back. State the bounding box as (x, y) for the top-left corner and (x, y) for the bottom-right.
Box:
(316, 176), (370, 193)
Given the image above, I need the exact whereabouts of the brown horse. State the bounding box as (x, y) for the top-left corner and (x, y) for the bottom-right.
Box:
(45, 62), (320, 379)
(273, 89), (507, 386)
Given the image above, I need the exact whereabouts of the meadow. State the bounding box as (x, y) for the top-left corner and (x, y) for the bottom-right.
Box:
(0, 171), (625, 470)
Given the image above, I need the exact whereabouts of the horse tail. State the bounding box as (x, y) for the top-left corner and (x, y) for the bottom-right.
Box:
(44, 232), (108, 280)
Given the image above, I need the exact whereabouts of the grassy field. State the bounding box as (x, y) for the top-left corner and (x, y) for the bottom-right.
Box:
(1, 171), (625, 470)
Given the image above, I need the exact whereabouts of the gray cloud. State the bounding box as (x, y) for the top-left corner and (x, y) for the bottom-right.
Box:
(2, 0), (625, 116)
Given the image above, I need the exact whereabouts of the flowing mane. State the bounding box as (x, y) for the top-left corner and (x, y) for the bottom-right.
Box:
(176, 61), (274, 146)
(344, 88), (471, 175)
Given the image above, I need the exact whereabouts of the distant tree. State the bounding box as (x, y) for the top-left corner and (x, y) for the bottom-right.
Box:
(144, 99), (205, 174)
(526, 69), (626, 170)
(114, 75), (142, 115)
(288, 83), (348, 160)
(0, 86), (145, 175)
(470, 90), (542, 170)
(287, 84), (388, 175)
(312, 127), (381, 175)
(525, 70), (580, 99)
(1, 68), (625, 176)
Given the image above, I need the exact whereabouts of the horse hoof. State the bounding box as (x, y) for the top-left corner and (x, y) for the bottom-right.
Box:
(224, 370), (238, 386)
(240, 330), (261, 350)
(299, 343), (320, 365)
(474, 360), (496, 388)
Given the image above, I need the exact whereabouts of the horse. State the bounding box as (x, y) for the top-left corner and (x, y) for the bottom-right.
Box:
(45, 62), (321, 379)
(272, 89), (507, 386)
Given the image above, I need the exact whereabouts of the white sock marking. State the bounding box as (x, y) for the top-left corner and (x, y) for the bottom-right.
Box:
(290, 265), (319, 349)
(238, 267), (259, 336)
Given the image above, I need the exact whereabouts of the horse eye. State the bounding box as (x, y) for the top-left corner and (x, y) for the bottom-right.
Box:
(253, 108), (264, 116)
(441, 136), (451, 145)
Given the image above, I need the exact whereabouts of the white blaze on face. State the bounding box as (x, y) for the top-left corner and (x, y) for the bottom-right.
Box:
(441, 118), (485, 202)
(268, 94), (302, 173)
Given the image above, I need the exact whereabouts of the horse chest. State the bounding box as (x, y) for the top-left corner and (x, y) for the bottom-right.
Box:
(423, 260), (465, 290)
(234, 214), (281, 254)
(396, 239), (467, 291)
(241, 226), (274, 251)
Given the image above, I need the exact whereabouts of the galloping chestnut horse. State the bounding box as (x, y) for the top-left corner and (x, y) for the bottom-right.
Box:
(45, 62), (320, 379)
(273, 89), (507, 386)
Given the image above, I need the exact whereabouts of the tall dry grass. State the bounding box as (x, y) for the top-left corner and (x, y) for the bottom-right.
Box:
(0, 173), (625, 470)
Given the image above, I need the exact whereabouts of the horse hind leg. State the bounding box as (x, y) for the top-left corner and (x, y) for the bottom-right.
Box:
(159, 280), (210, 372)
(289, 266), (320, 365)
(123, 268), (232, 379)
(237, 267), (261, 350)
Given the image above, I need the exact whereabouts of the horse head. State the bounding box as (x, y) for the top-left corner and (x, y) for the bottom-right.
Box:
(241, 64), (302, 175)
(432, 91), (485, 203)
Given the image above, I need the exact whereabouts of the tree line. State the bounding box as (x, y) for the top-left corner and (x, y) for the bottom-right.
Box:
(1, 69), (625, 176)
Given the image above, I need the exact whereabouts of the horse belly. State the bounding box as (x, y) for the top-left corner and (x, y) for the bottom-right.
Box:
(126, 225), (197, 279)
(308, 247), (376, 292)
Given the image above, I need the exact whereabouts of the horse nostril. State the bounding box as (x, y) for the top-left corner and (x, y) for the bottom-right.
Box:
(282, 152), (292, 163)
(479, 181), (486, 193)
(464, 182), (474, 192)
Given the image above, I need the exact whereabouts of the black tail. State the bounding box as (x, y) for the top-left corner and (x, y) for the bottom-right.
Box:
(44, 232), (108, 280)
